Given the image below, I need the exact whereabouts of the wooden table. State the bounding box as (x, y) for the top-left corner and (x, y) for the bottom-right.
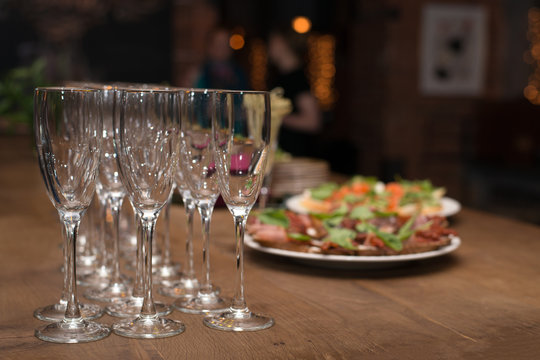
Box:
(1, 135), (540, 359)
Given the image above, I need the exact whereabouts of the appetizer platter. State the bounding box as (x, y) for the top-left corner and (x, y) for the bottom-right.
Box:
(246, 176), (461, 268)
(286, 176), (461, 218)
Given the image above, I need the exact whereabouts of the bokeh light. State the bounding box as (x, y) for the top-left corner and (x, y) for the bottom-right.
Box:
(229, 34), (245, 50)
(292, 16), (311, 34)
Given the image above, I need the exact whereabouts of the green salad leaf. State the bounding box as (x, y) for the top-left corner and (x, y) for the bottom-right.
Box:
(310, 182), (339, 200)
(288, 233), (311, 241)
(396, 215), (417, 242)
(371, 227), (403, 251)
(324, 228), (357, 250)
(257, 209), (289, 228)
(349, 175), (378, 185)
(350, 206), (374, 221)
(343, 194), (364, 203)
(322, 216), (344, 229)
(374, 210), (398, 218)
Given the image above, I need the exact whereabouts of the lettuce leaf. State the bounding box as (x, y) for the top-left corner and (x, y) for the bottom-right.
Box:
(310, 182), (339, 200)
(257, 209), (289, 228)
(288, 233), (311, 241)
(324, 228), (357, 250)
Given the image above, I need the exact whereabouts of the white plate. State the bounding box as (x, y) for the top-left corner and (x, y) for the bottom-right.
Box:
(286, 194), (462, 218)
(245, 235), (461, 269)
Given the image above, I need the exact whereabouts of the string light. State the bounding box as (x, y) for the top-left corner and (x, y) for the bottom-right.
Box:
(249, 38), (267, 90)
(307, 34), (336, 110)
(525, 7), (540, 104)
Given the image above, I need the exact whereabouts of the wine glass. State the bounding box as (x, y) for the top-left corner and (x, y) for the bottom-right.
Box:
(153, 189), (182, 285)
(112, 88), (185, 338)
(33, 87), (110, 343)
(35, 193), (104, 321)
(205, 90), (274, 331)
(77, 194), (112, 288)
(84, 86), (131, 303)
(105, 209), (172, 318)
(75, 197), (99, 276)
(158, 183), (200, 299)
(173, 89), (229, 314)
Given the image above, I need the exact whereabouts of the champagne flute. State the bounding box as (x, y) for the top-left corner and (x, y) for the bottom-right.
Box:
(112, 88), (185, 338)
(84, 86), (131, 303)
(173, 89), (229, 314)
(153, 189), (182, 285)
(106, 202), (171, 318)
(205, 90), (274, 331)
(33, 87), (110, 342)
(158, 183), (200, 299)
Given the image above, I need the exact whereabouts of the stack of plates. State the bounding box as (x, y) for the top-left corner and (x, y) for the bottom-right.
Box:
(270, 157), (329, 197)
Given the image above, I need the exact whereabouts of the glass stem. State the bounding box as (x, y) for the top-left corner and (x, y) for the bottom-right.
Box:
(61, 211), (83, 320)
(232, 214), (248, 311)
(132, 212), (144, 298)
(197, 201), (215, 296)
(258, 172), (273, 209)
(184, 197), (196, 280)
(108, 196), (124, 284)
(80, 203), (94, 258)
(60, 223), (69, 303)
(95, 197), (109, 275)
(140, 214), (157, 317)
(161, 194), (172, 266)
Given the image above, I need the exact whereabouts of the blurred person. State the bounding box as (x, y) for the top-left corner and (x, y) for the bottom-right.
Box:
(194, 28), (249, 90)
(268, 28), (322, 158)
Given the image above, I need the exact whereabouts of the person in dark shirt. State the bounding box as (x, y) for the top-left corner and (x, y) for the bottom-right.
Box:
(268, 29), (322, 158)
(195, 28), (249, 90)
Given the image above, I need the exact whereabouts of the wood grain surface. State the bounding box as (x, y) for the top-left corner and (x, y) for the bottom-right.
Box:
(1, 136), (540, 359)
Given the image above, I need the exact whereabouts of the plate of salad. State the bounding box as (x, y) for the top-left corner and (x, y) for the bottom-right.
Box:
(286, 176), (461, 218)
(245, 205), (460, 269)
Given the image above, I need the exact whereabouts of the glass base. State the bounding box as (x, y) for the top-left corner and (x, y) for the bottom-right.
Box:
(105, 298), (172, 318)
(77, 266), (112, 288)
(75, 263), (97, 277)
(34, 302), (104, 322)
(203, 308), (274, 332)
(125, 254), (162, 272)
(158, 277), (200, 299)
(35, 318), (111, 343)
(173, 292), (229, 314)
(113, 315), (185, 339)
(153, 262), (182, 286)
(84, 282), (131, 303)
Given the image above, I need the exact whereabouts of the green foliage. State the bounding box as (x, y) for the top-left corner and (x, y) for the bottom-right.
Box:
(0, 58), (47, 131)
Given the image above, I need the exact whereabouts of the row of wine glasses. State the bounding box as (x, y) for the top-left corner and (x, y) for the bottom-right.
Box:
(33, 85), (273, 343)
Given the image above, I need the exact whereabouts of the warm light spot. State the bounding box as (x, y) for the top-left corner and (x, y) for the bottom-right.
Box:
(249, 38), (267, 90)
(524, 85), (537, 100)
(229, 34), (245, 50)
(292, 16), (311, 34)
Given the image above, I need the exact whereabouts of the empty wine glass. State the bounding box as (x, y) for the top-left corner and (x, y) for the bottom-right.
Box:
(173, 89), (229, 314)
(112, 88), (184, 338)
(36, 190), (104, 321)
(205, 90), (274, 331)
(105, 209), (172, 318)
(77, 194), (112, 288)
(85, 86), (131, 303)
(158, 183), (200, 299)
(33, 87), (110, 343)
(75, 197), (99, 276)
(153, 189), (182, 285)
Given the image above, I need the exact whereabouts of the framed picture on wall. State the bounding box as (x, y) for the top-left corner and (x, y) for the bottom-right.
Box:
(419, 4), (487, 96)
